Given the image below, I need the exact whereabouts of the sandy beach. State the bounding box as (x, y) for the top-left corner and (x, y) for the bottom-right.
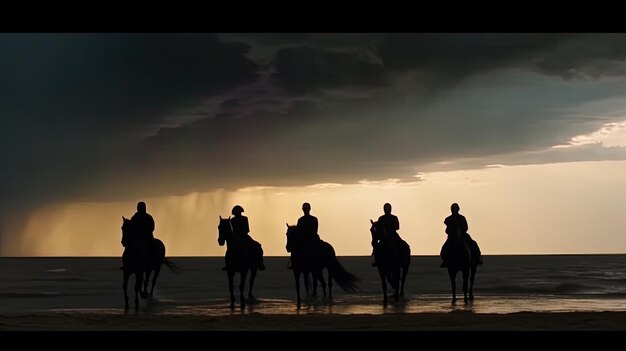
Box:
(3, 257), (626, 334)
(2, 311), (626, 331)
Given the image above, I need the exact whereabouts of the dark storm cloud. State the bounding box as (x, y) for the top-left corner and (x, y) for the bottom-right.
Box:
(376, 33), (569, 72)
(227, 33), (626, 91)
(271, 46), (385, 94)
(5, 33), (626, 239)
(123, 76), (626, 199)
(0, 33), (258, 215)
(532, 34), (626, 79)
(221, 99), (242, 106)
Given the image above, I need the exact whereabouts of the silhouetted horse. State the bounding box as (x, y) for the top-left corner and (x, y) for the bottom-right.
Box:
(217, 216), (264, 308)
(121, 217), (179, 310)
(440, 231), (480, 303)
(285, 224), (359, 308)
(369, 220), (411, 304)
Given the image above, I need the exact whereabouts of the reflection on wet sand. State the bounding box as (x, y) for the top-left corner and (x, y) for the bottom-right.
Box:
(51, 294), (626, 317)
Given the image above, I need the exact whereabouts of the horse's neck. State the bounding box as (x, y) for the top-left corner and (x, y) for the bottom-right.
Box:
(449, 232), (467, 248)
(124, 232), (141, 245)
(449, 231), (461, 242)
(376, 227), (394, 243)
(225, 235), (245, 249)
(290, 237), (307, 253)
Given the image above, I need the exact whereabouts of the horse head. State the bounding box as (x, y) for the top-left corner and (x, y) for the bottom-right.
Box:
(121, 216), (134, 247)
(370, 219), (387, 243)
(217, 216), (232, 246)
(285, 223), (299, 253)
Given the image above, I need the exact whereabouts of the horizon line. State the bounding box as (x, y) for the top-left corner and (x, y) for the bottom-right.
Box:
(2, 253), (626, 259)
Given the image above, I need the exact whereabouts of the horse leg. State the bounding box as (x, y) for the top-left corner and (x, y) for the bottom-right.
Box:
(318, 270), (327, 298)
(303, 271), (310, 297)
(392, 268), (400, 301)
(469, 264), (477, 300)
(400, 265), (409, 297)
(327, 268), (333, 300)
(142, 269), (152, 299)
(248, 268), (257, 300)
(123, 271), (130, 310)
(150, 265), (161, 298)
(228, 271), (235, 308)
(312, 271), (318, 297)
(379, 268), (388, 305)
(462, 268), (469, 304)
(134, 270), (143, 310)
(294, 270), (301, 309)
(239, 270), (248, 308)
(448, 268), (457, 304)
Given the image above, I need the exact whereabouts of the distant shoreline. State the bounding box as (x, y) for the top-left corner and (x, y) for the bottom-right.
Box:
(2, 311), (626, 330)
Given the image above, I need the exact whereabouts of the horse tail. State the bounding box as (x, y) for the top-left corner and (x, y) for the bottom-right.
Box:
(467, 234), (482, 266)
(400, 239), (411, 268)
(162, 258), (181, 273)
(327, 250), (359, 293)
(256, 241), (265, 270)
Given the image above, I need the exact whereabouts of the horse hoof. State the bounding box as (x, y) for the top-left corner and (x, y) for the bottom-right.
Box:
(451, 298), (457, 305)
(140, 291), (149, 299)
(469, 294), (474, 301)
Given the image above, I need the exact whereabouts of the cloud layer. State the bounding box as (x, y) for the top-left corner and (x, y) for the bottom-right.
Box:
(3, 33), (626, 227)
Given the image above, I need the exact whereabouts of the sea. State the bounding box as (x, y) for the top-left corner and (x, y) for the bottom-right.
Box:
(2, 255), (626, 316)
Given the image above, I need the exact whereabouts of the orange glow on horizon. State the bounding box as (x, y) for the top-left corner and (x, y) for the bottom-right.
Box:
(5, 160), (626, 257)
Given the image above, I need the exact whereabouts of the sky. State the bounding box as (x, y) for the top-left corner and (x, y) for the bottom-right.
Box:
(3, 33), (626, 256)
